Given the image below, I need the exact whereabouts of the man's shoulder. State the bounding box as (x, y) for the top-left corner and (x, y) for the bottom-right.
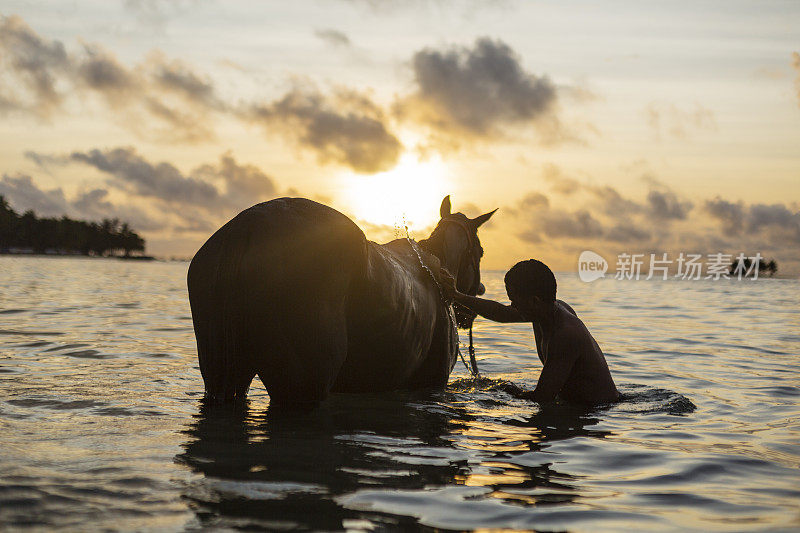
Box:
(556, 299), (578, 317)
(553, 312), (592, 349)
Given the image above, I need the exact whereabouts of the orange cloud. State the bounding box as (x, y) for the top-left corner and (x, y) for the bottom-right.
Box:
(395, 38), (574, 150)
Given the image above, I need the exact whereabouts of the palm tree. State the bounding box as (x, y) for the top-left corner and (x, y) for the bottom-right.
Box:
(766, 259), (778, 277)
(0, 195), (147, 257)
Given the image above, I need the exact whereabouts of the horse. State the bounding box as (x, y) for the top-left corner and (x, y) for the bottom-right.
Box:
(187, 195), (496, 408)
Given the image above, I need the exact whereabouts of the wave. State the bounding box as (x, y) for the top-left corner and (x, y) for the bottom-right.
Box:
(447, 378), (696, 415)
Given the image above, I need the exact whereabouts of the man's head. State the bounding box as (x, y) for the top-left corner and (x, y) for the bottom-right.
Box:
(504, 259), (556, 318)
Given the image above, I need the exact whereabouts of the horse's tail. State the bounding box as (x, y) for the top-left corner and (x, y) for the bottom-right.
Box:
(187, 198), (367, 407)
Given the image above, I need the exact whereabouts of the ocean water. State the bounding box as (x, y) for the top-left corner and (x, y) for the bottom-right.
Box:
(0, 256), (798, 531)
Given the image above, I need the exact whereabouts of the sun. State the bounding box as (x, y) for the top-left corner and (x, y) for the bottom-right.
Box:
(342, 153), (451, 233)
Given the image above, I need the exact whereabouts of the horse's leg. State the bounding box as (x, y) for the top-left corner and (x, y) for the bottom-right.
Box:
(189, 308), (256, 404)
(189, 198), (366, 407)
(189, 235), (256, 404)
(255, 299), (349, 409)
(237, 200), (364, 408)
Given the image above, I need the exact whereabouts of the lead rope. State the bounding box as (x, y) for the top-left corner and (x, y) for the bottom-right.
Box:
(454, 304), (480, 378)
(407, 235), (480, 380)
(468, 324), (479, 377)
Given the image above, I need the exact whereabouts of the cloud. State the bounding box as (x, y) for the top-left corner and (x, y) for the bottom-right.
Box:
(0, 173), (164, 231)
(70, 188), (164, 231)
(0, 15), (70, 117)
(70, 148), (221, 207)
(314, 29), (351, 48)
(510, 190), (607, 244)
(505, 191), (548, 219)
(588, 185), (644, 217)
(150, 52), (221, 109)
(0, 15), (221, 142)
(541, 164), (581, 195)
(23, 150), (71, 171)
(511, 175), (697, 245)
(71, 187), (114, 214)
(1, 15), (400, 169)
(645, 102), (716, 140)
(76, 44), (140, 99)
(792, 52), (800, 107)
(747, 203), (800, 237)
(0, 93), (19, 113)
(123, 0), (203, 32)
(503, 178), (799, 275)
(37, 147), (280, 216)
(11, 148), (285, 240)
(605, 224), (652, 243)
(397, 38), (559, 143)
(341, 0), (511, 14)
(647, 189), (693, 220)
(704, 197), (744, 234)
(705, 197), (800, 243)
(702, 201), (800, 276)
(192, 153), (277, 207)
(537, 165), (693, 223)
(245, 86), (402, 173)
(503, 164), (680, 244)
(541, 209), (604, 239)
(519, 192), (550, 209)
(0, 173), (68, 216)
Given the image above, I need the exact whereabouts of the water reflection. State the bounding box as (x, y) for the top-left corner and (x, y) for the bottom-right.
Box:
(461, 401), (611, 511)
(177, 388), (609, 530)
(178, 391), (469, 529)
(3, 260), (798, 530)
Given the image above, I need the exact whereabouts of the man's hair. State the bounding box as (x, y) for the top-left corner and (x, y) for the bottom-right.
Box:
(504, 259), (556, 301)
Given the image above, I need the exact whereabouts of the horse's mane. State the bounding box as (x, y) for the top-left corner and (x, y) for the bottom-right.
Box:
(418, 213), (473, 257)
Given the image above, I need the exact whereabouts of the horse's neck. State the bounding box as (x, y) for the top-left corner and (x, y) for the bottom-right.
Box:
(419, 236), (450, 272)
(417, 236), (438, 258)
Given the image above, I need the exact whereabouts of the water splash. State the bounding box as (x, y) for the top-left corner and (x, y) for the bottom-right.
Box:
(615, 384), (697, 415)
(406, 235), (476, 377)
(448, 379), (696, 415)
(449, 376), (519, 394)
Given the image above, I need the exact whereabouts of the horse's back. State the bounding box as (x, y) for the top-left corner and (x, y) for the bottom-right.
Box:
(335, 239), (458, 392)
(188, 198), (367, 406)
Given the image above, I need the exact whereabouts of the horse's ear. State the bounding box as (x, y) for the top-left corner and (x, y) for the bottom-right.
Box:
(471, 208), (498, 228)
(440, 195), (452, 218)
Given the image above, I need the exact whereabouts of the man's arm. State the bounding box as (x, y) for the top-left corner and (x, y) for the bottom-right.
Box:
(454, 293), (527, 323)
(438, 269), (526, 323)
(530, 334), (579, 403)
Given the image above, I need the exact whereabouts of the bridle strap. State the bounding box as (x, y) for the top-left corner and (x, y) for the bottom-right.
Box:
(434, 217), (480, 287)
(435, 217), (481, 378)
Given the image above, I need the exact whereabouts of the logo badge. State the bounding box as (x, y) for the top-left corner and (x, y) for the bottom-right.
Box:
(578, 250), (608, 282)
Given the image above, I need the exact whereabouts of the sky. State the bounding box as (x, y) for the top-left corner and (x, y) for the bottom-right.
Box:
(1, 1), (799, 275)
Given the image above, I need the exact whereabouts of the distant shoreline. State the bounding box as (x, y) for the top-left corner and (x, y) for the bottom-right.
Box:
(0, 256), (790, 275)
(0, 251), (163, 261)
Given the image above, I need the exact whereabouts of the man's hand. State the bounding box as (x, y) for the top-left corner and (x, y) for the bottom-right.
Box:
(438, 268), (457, 301)
(439, 268), (527, 324)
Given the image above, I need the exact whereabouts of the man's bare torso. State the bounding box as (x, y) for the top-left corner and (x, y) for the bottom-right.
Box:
(531, 300), (619, 405)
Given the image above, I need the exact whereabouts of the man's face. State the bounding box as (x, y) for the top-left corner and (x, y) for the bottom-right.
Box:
(506, 285), (537, 319)
(507, 284), (553, 320)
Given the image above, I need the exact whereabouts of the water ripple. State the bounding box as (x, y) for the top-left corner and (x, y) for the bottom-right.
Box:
(0, 258), (798, 531)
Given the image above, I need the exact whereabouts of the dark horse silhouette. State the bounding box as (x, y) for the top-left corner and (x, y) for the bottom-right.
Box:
(187, 196), (496, 407)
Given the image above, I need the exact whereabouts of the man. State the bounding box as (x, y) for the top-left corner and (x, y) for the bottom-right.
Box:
(443, 259), (619, 405)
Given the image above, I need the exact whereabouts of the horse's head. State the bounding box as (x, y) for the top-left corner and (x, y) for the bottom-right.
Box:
(422, 195), (497, 328)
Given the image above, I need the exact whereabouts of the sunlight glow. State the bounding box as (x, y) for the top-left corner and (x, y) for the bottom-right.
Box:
(342, 153), (451, 233)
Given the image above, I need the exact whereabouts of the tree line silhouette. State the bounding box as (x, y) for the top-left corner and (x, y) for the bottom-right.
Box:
(729, 256), (778, 278)
(0, 195), (146, 257)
